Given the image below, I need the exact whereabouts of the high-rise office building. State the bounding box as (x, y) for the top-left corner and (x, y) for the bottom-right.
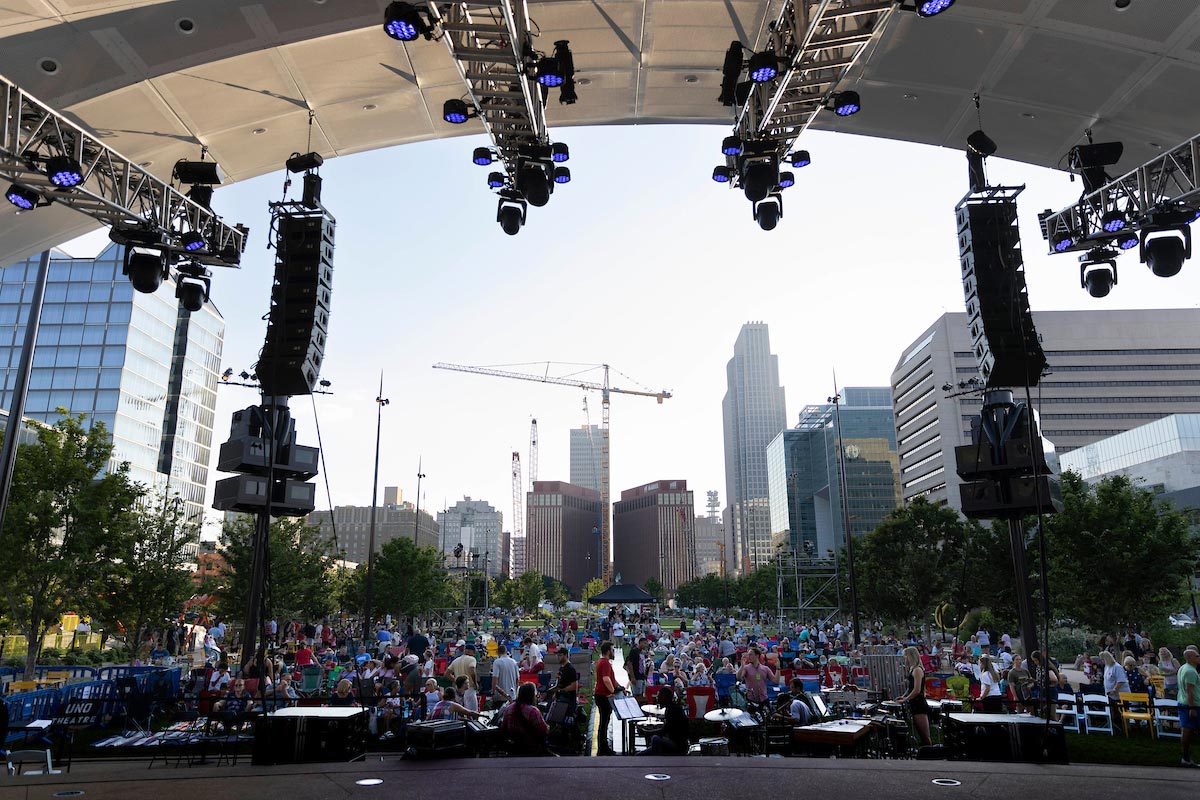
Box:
(767, 388), (900, 558)
(693, 489), (725, 576)
(569, 424), (603, 492)
(0, 245), (224, 527)
(437, 497), (505, 578)
(1059, 414), (1200, 505)
(511, 535), (526, 578)
(307, 486), (439, 564)
(613, 479), (696, 596)
(892, 310), (1200, 512)
(723, 322), (787, 572)
(526, 480), (601, 595)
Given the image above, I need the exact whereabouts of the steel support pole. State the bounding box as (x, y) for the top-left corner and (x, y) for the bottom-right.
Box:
(1007, 518), (1039, 660)
(831, 391), (861, 647)
(0, 250), (50, 539)
(362, 375), (386, 642)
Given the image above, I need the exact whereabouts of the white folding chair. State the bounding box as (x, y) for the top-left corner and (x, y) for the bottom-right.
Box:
(1080, 693), (1113, 735)
(1154, 698), (1181, 740)
(1055, 693), (1082, 733)
(6, 748), (61, 775)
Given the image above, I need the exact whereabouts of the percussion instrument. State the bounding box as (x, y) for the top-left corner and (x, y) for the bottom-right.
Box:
(704, 708), (744, 722)
(698, 736), (729, 756)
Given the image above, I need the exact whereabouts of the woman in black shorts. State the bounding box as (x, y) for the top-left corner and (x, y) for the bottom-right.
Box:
(898, 646), (932, 745)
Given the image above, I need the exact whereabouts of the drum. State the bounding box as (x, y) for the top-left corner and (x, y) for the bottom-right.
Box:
(699, 736), (729, 756)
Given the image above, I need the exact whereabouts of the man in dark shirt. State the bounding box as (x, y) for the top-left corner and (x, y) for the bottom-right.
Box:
(407, 629), (430, 661)
(552, 648), (579, 707)
(644, 687), (689, 755)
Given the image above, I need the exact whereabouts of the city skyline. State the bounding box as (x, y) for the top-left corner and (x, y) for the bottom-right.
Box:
(52, 124), (1200, 539)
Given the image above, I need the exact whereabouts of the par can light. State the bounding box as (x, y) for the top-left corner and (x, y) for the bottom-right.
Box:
(551, 143), (570, 163)
(553, 167), (571, 185)
(712, 166), (732, 183)
(791, 150), (811, 168)
(181, 231), (206, 252)
(747, 52), (778, 83)
(537, 57), (563, 87)
(443, 99), (470, 124)
(721, 136), (743, 156)
(1101, 209), (1126, 233)
(1116, 231), (1139, 250)
(778, 171), (795, 189)
(5, 185), (39, 210)
(916, 0), (956, 17)
(473, 147), (493, 166)
(46, 156), (84, 188)
(833, 91), (861, 117)
(487, 172), (506, 189)
(383, 2), (423, 41)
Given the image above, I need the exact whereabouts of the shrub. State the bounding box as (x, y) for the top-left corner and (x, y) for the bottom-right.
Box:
(1047, 627), (1091, 664)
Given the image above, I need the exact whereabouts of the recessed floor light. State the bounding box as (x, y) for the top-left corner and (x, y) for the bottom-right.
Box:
(684, 75), (698, 83)
(355, 779), (383, 786)
(932, 779), (961, 787)
(363, 104), (378, 111)
(138, 161), (153, 168)
(577, 77), (591, 85)
(1149, 141), (1162, 149)
(1021, 112), (1035, 119)
(39, 58), (59, 75)
(903, 93), (918, 100)
(176, 18), (196, 34)
(252, 127), (268, 135)
(644, 774), (671, 781)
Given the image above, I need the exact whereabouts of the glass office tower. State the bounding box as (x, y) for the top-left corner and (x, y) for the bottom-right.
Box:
(0, 244), (225, 525)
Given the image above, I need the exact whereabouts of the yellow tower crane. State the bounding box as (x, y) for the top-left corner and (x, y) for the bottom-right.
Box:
(432, 362), (671, 584)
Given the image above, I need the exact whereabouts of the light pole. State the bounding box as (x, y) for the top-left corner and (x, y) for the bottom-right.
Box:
(362, 374), (389, 643)
(828, 388), (862, 648)
(415, 457), (426, 552)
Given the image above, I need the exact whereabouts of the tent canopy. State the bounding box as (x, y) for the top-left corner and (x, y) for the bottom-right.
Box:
(589, 584), (655, 604)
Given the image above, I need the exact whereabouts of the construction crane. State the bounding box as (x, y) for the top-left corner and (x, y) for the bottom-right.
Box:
(511, 451), (523, 578)
(529, 419), (539, 486)
(432, 362), (672, 583)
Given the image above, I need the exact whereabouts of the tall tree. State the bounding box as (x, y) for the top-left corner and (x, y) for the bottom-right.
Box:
(644, 576), (664, 604)
(0, 414), (142, 678)
(856, 497), (975, 631)
(542, 575), (570, 608)
(581, 577), (606, 607)
(515, 570), (544, 613)
(1041, 471), (1198, 633)
(217, 516), (333, 626)
(371, 537), (449, 621)
(109, 493), (199, 650)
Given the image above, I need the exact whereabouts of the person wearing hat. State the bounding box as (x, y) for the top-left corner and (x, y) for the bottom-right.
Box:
(447, 643), (479, 711)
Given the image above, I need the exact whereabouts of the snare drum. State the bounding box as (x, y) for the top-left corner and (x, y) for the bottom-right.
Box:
(699, 736), (729, 756)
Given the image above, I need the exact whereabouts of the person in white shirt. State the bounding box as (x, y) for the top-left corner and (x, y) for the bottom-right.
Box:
(492, 645), (520, 706)
(977, 629), (991, 654)
(612, 619), (625, 651)
(208, 664), (232, 692)
(979, 655), (1002, 713)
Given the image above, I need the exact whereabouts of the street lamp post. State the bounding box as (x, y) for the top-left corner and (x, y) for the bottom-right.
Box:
(362, 374), (389, 643)
(828, 388), (861, 648)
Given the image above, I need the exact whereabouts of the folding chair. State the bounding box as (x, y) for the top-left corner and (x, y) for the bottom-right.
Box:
(1117, 692), (1154, 737)
(1055, 693), (1082, 733)
(1080, 693), (1113, 735)
(6, 749), (61, 775)
(685, 686), (716, 718)
(1153, 698), (1181, 739)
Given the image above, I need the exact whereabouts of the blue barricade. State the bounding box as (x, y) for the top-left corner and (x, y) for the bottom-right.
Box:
(32, 665), (97, 681)
(4, 687), (61, 740)
(97, 666), (132, 683)
(61, 679), (119, 724)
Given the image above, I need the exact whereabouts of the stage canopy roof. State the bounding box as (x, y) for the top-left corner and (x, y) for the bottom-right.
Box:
(589, 583), (656, 603)
(3, 0), (1200, 260)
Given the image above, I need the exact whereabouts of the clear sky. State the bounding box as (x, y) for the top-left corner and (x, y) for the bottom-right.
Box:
(64, 122), (1200, 540)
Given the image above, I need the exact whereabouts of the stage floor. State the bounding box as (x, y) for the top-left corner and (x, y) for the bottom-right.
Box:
(1, 755), (1196, 800)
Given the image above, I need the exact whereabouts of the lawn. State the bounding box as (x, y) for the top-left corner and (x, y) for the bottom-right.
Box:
(1064, 731), (1186, 768)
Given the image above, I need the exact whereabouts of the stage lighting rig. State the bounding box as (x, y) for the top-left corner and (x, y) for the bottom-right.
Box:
(429, 3), (578, 234)
(1141, 214), (1192, 278)
(123, 245), (169, 295)
(497, 190), (527, 236)
(1079, 247), (1118, 298)
(175, 262), (211, 313)
(383, 2), (433, 42)
(45, 155), (84, 188)
(1069, 139), (1124, 195)
(5, 184), (46, 210)
(911, 0), (956, 17)
(712, 166), (732, 183)
(753, 192), (783, 231)
(710, 0), (900, 229)
(173, 158), (224, 187)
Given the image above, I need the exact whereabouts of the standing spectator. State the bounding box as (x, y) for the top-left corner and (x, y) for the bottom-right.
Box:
(447, 644), (479, 710)
(897, 646), (932, 746)
(976, 627), (991, 655)
(612, 618), (626, 653)
(593, 640), (624, 756)
(492, 645), (520, 707)
(737, 646), (775, 707)
(1177, 646), (1199, 767)
(979, 655), (1003, 713)
(1161, 647), (1181, 697)
(1102, 650), (1130, 700)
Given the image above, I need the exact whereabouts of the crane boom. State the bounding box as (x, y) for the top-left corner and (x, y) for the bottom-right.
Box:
(433, 362), (672, 402)
(433, 361), (672, 583)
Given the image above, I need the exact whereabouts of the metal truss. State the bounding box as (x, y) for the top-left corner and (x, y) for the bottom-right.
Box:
(775, 548), (840, 629)
(1040, 132), (1200, 254)
(428, 0), (550, 183)
(725, 0), (897, 174)
(0, 74), (246, 267)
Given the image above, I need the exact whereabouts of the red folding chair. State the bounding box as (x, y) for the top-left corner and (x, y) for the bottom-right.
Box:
(686, 687), (717, 718)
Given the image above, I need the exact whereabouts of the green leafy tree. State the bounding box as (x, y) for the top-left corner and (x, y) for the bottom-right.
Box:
(644, 576), (664, 603)
(735, 559), (776, 615)
(217, 516), (333, 625)
(542, 575), (570, 608)
(372, 537), (450, 621)
(582, 577), (606, 607)
(494, 576), (521, 610)
(1041, 471), (1198, 632)
(515, 570), (544, 613)
(0, 413), (142, 678)
(329, 565), (364, 615)
(109, 494), (199, 650)
(856, 497), (977, 633)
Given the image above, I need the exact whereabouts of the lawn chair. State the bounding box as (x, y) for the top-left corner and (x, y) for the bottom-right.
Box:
(1153, 698), (1181, 739)
(6, 749), (61, 775)
(1080, 693), (1113, 735)
(1117, 692), (1154, 737)
(685, 686), (716, 719)
(297, 666), (323, 695)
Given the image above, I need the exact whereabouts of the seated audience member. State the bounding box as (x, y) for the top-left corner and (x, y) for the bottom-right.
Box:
(499, 682), (549, 755)
(329, 678), (359, 707)
(208, 662), (232, 692)
(430, 686), (485, 721)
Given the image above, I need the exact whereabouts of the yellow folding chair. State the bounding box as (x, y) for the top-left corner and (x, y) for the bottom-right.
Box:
(1117, 692), (1154, 737)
